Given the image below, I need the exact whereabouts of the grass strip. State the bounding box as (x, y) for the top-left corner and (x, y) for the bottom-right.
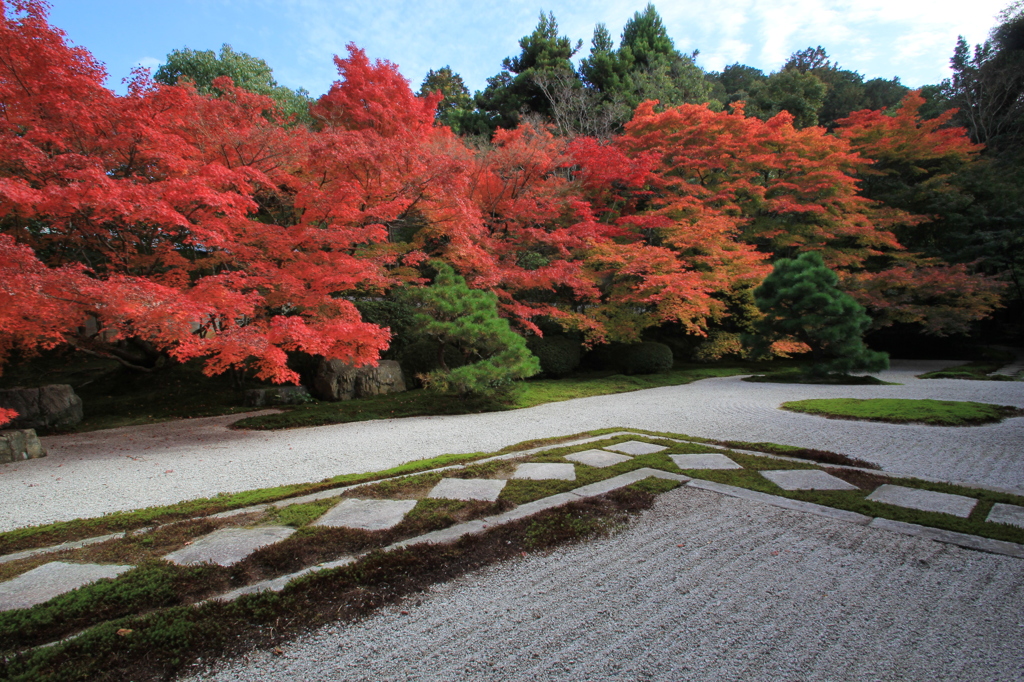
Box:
(233, 364), (770, 431)
(780, 398), (1022, 426)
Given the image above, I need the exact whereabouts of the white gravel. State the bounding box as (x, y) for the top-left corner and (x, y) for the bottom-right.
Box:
(182, 487), (1024, 682)
(1, 359), (1022, 531)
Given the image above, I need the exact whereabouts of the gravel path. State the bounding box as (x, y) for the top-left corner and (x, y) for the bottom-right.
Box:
(1, 360), (1022, 531)
(183, 487), (1024, 682)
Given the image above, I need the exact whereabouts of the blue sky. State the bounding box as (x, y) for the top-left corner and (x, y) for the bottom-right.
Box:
(46, 0), (1010, 97)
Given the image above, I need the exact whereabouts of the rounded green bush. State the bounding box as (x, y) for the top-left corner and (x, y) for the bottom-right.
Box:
(621, 342), (674, 375)
(527, 336), (581, 377)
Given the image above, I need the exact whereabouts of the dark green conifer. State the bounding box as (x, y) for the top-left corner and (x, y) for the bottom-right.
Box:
(749, 252), (889, 376)
(404, 263), (540, 397)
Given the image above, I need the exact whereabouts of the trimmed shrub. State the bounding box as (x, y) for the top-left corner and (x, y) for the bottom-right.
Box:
(620, 342), (674, 374)
(527, 336), (581, 377)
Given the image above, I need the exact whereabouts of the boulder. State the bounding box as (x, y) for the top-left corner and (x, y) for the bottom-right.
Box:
(243, 386), (312, 408)
(0, 429), (47, 463)
(0, 385), (83, 431)
(312, 359), (407, 401)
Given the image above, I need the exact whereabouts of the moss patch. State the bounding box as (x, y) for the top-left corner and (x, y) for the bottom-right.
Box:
(780, 398), (1022, 426)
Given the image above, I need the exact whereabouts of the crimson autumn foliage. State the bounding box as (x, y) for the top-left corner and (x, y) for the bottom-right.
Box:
(0, 1), (1007, 423)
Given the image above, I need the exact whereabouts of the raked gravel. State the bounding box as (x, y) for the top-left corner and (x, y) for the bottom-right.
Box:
(182, 487), (1024, 682)
(2, 359), (1023, 531)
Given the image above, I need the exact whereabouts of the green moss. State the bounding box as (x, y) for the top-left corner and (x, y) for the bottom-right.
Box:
(780, 398), (1021, 425)
(266, 499), (339, 527)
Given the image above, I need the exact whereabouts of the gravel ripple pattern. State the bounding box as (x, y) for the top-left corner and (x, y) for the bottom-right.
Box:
(183, 488), (1024, 682)
(1, 360), (1023, 531)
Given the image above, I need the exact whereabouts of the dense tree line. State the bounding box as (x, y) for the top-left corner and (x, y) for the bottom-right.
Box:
(0, 0), (1018, 421)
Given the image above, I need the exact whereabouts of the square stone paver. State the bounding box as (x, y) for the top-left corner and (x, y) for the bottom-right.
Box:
(312, 498), (418, 531)
(428, 478), (506, 502)
(670, 453), (743, 470)
(605, 441), (667, 456)
(163, 526), (296, 566)
(565, 449), (632, 468)
(0, 561), (133, 611)
(513, 463), (576, 481)
(866, 484), (977, 518)
(761, 469), (859, 491)
(987, 503), (1024, 529)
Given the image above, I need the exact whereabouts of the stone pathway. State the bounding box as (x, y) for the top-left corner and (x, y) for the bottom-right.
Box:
(605, 440), (668, 456)
(312, 499), (417, 531)
(760, 469), (859, 491)
(428, 478), (506, 502)
(0, 561), (132, 611)
(163, 526), (296, 567)
(2, 433), (1022, 622)
(512, 463), (575, 480)
(565, 449), (631, 468)
(669, 453), (742, 470)
(987, 503), (1024, 528)
(866, 484), (978, 518)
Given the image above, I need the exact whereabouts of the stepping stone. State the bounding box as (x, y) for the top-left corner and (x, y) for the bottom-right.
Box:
(605, 441), (667, 456)
(0, 561), (133, 612)
(312, 498), (417, 531)
(428, 478), (506, 502)
(163, 526), (295, 567)
(866, 484), (977, 518)
(987, 503), (1024, 529)
(512, 463), (576, 481)
(565, 449), (631, 468)
(670, 453), (742, 470)
(761, 469), (858, 491)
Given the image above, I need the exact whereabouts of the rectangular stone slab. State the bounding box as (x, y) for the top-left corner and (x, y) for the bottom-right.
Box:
(565, 450), (632, 468)
(760, 469), (859, 491)
(670, 453), (742, 470)
(163, 526), (296, 566)
(0, 561), (133, 611)
(867, 484), (977, 518)
(987, 503), (1024, 529)
(313, 498), (417, 531)
(604, 440), (667, 456)
(427, 478), (506, 502)
(512, 463), (576, 481)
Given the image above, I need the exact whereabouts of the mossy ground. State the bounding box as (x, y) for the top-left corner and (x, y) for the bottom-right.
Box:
(780, 398), (1023, 426)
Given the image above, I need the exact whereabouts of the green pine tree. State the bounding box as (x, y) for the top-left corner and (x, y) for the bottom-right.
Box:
(748, 251), (889, 376)
(404, 263), (540, 397)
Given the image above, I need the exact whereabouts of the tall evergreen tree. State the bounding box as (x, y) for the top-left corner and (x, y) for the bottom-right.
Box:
(404, 263), (540, 397)
(748, 252), (889, 375)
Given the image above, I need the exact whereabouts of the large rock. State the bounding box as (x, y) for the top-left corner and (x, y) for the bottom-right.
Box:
(0, 385), (83, 431)
(312, 359), (406, 401)
(0, 429), (47, 463)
